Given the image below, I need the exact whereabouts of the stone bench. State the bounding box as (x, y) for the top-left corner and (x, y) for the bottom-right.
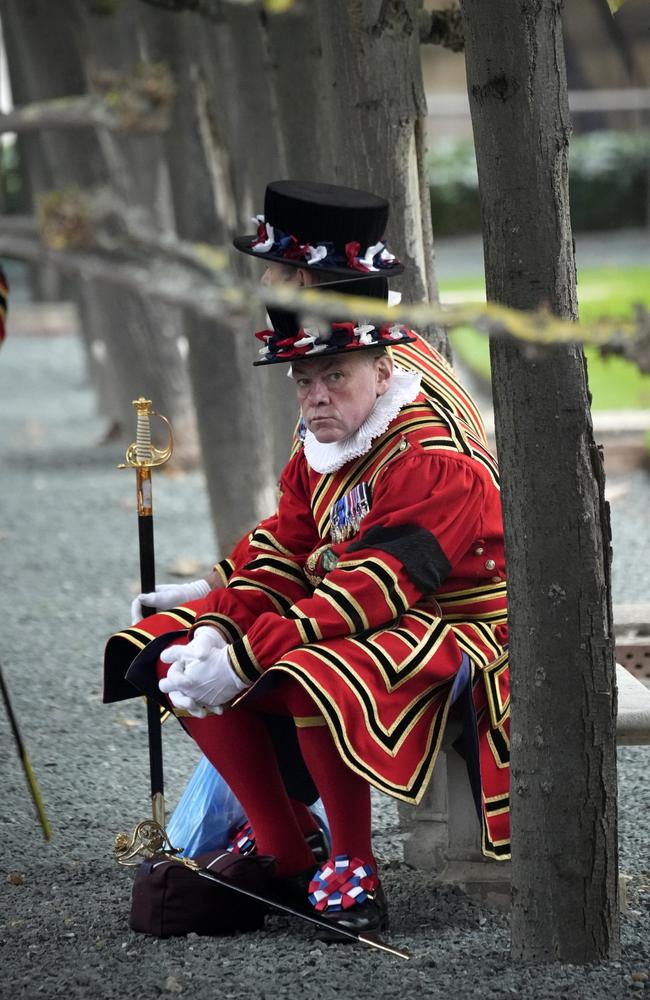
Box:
(399, 662), (650, 907)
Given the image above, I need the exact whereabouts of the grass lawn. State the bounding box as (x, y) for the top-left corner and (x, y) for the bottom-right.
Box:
(440, 266), (650, 410)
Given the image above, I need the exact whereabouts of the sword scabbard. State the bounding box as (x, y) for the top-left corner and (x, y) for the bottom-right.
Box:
(119, 398), (173, 823)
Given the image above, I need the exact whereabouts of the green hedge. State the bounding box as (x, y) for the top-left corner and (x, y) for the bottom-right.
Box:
(428, 130), (650, 236)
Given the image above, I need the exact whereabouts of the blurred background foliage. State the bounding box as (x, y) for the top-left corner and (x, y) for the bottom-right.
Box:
(427, 130), (650, 237)
(5, 128), (648, 235)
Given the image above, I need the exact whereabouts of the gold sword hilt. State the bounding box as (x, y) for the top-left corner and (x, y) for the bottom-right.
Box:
(114, 819), (186, 867)
(118, 397), (173, 516)
(118, 397), (174, 471)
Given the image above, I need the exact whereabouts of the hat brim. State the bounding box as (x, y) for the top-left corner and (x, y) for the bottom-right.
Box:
(233, 235), (405, 279)
(253, 334), (417, 366)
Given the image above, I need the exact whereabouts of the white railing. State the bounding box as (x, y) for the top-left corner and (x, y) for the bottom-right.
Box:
(426, 88), (650, 118)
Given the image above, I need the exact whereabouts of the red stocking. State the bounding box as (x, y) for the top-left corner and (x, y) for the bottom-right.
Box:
(180, 709), (317, 878)
(274, 678), (376, 867)
(156, 652), (316, 878)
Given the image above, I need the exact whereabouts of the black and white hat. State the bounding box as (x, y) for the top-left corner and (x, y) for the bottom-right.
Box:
(234, 180), (404, 280)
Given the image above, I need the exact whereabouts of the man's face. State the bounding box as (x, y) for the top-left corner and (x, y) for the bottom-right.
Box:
(291, 352), (393, 443)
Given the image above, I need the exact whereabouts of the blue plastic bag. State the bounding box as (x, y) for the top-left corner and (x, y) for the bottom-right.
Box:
(166, 755), (245, 857)
(167, 755), (332, 859)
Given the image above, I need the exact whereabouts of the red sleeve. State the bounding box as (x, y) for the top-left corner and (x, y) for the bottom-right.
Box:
(211, 514), (281, 587)
(228, 448), (490, 682)
(189, 452), (318, 642)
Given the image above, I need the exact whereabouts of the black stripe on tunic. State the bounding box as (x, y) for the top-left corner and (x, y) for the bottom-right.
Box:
(348, 523), (452, 593)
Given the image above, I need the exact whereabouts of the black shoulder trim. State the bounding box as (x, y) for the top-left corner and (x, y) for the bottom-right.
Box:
(347, 523), (451, 593)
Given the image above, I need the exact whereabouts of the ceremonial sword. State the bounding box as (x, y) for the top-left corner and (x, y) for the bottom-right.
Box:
(0, 662), (52, 840)
(115, 820), (411, 960)
(119, 397), (173, 827)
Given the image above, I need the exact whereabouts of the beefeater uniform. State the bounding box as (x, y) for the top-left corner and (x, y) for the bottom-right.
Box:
(104, 333), (510, 861)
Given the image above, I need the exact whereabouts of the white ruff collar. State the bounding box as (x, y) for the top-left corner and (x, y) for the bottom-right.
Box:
(303, 365), (421, 474)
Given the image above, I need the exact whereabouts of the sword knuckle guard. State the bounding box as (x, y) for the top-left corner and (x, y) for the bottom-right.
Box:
(119, 396), (173, 471)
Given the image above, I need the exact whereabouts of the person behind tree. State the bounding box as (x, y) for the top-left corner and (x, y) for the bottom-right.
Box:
(105, 182), (509, 938)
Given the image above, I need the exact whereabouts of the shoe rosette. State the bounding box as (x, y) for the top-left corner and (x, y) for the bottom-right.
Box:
(308, 854), (378, 913)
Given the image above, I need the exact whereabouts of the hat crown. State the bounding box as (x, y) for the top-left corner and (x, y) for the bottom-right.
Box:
(264, 180), (390, 249)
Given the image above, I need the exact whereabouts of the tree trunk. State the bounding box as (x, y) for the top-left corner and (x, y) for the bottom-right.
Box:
(77, 2), (200, 463)
(460, 0), (619, 963)
(200, 5), (299, 476)
(0, 0), (198, 460)
(128, 5), (279, 552)
(0, 0), (111, 393)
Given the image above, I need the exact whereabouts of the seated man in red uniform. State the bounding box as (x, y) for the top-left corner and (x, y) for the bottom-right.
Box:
(105, 183), (509, 939)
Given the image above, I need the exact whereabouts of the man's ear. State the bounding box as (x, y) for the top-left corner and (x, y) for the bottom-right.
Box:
(296, 268), (318, 287)
(375, 353), (394, 396)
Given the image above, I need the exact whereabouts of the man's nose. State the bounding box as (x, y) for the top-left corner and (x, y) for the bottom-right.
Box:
(307, 378), (330, 404)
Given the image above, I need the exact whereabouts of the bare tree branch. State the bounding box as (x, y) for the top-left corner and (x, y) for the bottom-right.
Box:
(1, 212), (648, 369)
(0, 96), (124, 134)
(134, 0), (296, 20)
(0, 64), (175, 136)
(29, 190), (229, 275)
(0, 224), (239, 320)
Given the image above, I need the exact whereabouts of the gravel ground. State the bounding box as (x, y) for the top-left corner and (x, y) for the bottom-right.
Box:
(1, 334), (650, 1000)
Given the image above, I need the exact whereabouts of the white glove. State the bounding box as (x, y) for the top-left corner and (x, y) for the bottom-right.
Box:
(159, 645), (249, 717)
(159, 626), (228, 672)
(160, 654), (223, 718)
(166, 688), (211, 718)
(131, 579), (211, 624)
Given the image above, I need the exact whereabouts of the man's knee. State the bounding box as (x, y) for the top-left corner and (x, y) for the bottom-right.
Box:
(253, 673), (321, 718)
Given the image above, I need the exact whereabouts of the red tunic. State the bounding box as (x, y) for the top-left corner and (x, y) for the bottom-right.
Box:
(105, 374), (510, 860)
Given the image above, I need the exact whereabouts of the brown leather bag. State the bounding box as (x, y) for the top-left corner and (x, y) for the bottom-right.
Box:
(129, 850), (276, 938)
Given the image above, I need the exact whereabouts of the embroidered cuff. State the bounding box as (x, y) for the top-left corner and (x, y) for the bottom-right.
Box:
(212, 558), (235, 586)
(192, 612), (242, 644)
(229, 636), (263, 684)
(161, 605), (197, 629)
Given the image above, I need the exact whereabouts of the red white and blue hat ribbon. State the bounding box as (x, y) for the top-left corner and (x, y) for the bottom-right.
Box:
(250, 215), (398, 273)
(255, 320), (413, 363)
(308, 854), (378, 912)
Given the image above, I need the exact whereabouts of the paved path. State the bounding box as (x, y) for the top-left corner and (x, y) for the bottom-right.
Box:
(433, 227), (650, 280)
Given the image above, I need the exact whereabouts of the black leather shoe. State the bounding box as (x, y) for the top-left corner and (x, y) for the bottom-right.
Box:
(313, 882), (389, 942)
(269, 866), (317, 909)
